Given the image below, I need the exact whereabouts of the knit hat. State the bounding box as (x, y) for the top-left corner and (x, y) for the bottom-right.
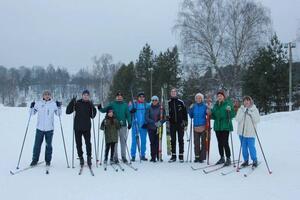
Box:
(137, 91), (145, 97)
(151, 96), (159, 101)
(43, 90), (51, 96)
(116, 91), (123, 96)
(106, 106), (113, 114)
(82, 89), (90, 95)
(217, 90), (226, 98)
(195, 93), (204, 101)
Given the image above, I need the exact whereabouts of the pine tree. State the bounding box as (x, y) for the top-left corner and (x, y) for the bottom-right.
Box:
(243, 34), (288, 113)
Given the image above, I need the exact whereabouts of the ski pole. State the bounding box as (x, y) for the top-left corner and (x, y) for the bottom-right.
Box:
(236, 112), (247, 172)
(16, 111), (33, 169)
(190, 120), (193, 162)
(125, 129), (133, 164)
(59, 114), (70, 168)
(72, 97), (76, 168)
(91, 106), (98, 167)
(99, 130), (105, 165)
(227, 110), (236, 167)
(96, 108), (101, 166)
(249, 114), (272, 174)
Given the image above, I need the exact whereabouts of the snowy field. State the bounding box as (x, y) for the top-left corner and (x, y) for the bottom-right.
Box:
(1, 105), (300, 200)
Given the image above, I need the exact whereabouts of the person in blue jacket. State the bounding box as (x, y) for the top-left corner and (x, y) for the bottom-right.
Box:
(129, 92), (150, 161)
(189, 93), (210, 163)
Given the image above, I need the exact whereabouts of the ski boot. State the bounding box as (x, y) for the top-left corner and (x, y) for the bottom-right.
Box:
(194, 157), (200, 163)
(168, 155), (176, 163)
(179, 155), (184, 163)
(79, 157), (84, 167)
(215, 157), (225, 165)
(87, 156), (92, 167)
(141, 156), (148, 161)
(122, 157), (128, 163)
(252, 160), (258, 168)
(150, 158), (156, 163)
(241, 160), (249, 168)
(130, 157), (135, 162)
(224, 158), (231, 166)
(30, 160), (38, 167)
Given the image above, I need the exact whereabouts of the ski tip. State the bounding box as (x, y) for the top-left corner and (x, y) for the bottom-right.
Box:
(10, 171), (15, 175)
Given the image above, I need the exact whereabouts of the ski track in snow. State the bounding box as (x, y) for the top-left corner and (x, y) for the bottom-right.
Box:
(1, 107), (300, 200)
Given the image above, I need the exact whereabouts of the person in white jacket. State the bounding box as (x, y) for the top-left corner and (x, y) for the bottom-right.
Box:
(236, 96), (260, 168)
(29, 91), (61, 167)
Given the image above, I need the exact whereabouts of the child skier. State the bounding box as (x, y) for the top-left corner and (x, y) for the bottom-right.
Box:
(100, 107), (121, 164)
(235, 96), (260, 167)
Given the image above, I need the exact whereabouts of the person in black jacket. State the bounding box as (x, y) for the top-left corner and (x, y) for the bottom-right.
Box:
(168, 88), (188, 163)
(66, 90), (96, 167)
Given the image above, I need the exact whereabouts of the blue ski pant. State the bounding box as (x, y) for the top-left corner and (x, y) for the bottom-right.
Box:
(131, 127), (147, 158)
(239, 135), (257, 162)
(32, 129), (54, 163)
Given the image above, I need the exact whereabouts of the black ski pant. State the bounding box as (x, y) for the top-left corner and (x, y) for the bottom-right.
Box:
(75, 130), (92, 158)
(194, 131), (206, 161)
(215, 131), (231, 159)
(148, 129), (159, 160)
(105, 142), (116, 161)
(170, 123), (184, 157)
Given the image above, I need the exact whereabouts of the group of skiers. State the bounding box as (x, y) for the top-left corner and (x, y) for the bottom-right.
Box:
(28, 87), (260, 169)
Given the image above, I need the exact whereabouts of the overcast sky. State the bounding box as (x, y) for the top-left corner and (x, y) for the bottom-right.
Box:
(0, 0), (299, 73)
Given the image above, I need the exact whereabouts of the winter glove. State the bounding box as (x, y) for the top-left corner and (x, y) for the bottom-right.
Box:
(71, 97), (76, 104)
(226, 106), (231, 111)
(97, 104), (102, 110)
(128, 124), (132, 130)
(56, 101), (62, 108)
(103, 119), (108, 126)
(182, 120), (188, 128)
(130, 108), (137, 114)
(30, 102), (35, 108)
(155, 121), (162, 128)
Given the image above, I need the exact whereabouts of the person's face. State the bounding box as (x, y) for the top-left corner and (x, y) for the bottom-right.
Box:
(116, 95), (123, 101)
(196, 95), (202, 103)
(43, 93), (51, 101)
(152, 99), (158, 106)
(217, 94), (224, 102)
(170, 89), (177, 97)
(243, 99), (251, 108)
(108, 111), (113, 117)
(82, 93), (90, 101)
(138, 95), (145, 102)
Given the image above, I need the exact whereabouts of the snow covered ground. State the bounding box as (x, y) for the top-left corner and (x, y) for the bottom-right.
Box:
(1, 106), (300, 200)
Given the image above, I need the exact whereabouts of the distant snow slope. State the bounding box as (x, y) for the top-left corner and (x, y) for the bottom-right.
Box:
(1, 107), (299, 200)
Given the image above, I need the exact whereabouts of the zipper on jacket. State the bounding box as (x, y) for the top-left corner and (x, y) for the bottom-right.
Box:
(173, 100), (177, 123)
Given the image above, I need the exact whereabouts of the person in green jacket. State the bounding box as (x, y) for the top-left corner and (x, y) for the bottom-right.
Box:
(100, 107), (121, 164)
(98, 91), (131, 163)
(211, 90), (235, 166)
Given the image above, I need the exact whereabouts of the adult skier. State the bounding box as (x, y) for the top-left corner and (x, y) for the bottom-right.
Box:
(211, 90), (235, 166)
(167, 88), (188, 163)
(29, 90), (62, 167)
(188, 93), (210, 163)
(235, 96), (260, 167)
(66, 90), (96, 167)
(98, 91), (131, 163)
(129, 92), (150, 161)
(145, 95), (165, 162)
